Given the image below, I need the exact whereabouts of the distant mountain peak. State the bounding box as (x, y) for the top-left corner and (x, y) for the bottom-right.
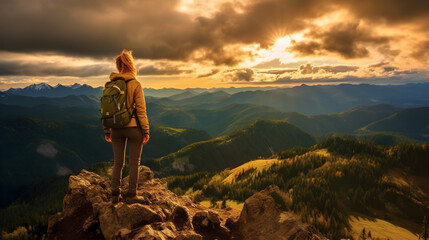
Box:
(27, 83), (53, 90)
(4, 83), (102, 97)
(70, 83), (82, 89)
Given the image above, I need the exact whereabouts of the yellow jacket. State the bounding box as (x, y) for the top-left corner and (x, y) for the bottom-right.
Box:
(103, 72), (150, 134)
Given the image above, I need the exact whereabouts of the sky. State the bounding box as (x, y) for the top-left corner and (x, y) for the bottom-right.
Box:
(0, 0), (429, 89)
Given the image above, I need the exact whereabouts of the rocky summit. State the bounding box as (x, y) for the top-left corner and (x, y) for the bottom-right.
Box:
(47, 166), (327, 240)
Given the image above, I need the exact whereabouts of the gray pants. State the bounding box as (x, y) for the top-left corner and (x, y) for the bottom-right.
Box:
(111, 127), (143, 195)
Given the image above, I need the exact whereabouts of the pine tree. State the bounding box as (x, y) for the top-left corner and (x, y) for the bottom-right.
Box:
(210, 198), (217, 208)
(421, 216), (428, 240)
(368, 230), (372, 240)
(360, 228), (366, 240)
(221, 199), (227, 209)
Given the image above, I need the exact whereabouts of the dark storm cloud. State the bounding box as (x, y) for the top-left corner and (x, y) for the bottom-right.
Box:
(290, 23), (389, 58)
(0, 60), (110, 77)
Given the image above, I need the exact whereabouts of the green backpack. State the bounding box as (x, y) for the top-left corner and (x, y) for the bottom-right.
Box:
(100, 78), (133, 128)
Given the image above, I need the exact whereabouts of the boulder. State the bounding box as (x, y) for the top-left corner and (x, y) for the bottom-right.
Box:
(235, 185), (328, 240)
(192, 210), (220, 230)
(171, 205), (191, 229)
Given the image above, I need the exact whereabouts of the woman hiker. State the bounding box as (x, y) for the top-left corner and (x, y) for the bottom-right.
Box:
(103, 50), (150, 204)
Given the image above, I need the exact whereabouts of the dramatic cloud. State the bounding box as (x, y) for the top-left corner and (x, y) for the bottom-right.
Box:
(339, 0), (429, 26)
(299, 64), (359, 74)
(138, 64), (193, 75)
(411, 40), (429, 62)
(0, 0), (335, 64)
(253, 59), (306, 69)
(0, 0), (428, 88)
(290, 23), (389, 59)
(258, 69), (297, 75)
(198, 69), (220, 78)
(0, 60), (110, 77)
(223, 68), (254, 82)
(0, 0), (200, 59)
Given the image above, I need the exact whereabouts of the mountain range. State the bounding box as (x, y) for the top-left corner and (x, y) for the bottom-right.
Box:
(147, 83), (429, 114)
(3, 85), (429, 141)
(4, 83), (102, 97)
(3, 83), (275, 98)
(1, 82), (429, 239)
(4, 82), (429, 114)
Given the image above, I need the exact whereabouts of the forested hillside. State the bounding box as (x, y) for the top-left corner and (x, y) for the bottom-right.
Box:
(166, 137), (429, 239)
(146, 119), (316, 175)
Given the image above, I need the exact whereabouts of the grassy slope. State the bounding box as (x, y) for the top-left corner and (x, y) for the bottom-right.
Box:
(350, 216), (418, 240)
(222, 158), (279, 184)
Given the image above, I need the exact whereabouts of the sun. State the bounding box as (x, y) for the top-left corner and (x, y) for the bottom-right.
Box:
(246, 33), (303, 68)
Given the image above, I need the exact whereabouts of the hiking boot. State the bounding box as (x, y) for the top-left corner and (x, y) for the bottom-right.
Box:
(125, 192), (150, 205)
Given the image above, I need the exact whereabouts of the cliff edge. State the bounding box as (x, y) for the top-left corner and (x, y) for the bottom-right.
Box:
(47, 166), (327, 240)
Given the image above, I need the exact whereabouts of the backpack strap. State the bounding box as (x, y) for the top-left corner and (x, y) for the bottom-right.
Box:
(129, 102), (143, 135)
(126, 78), (144, 136)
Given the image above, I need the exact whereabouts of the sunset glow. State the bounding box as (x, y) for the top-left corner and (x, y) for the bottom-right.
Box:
(0, 0), (428, 89)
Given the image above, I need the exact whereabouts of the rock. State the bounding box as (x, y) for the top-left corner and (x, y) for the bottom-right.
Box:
(225, 217), (238, 230)
(192, 211), (209, 229)
(137, 165), (154, 184)
(207, 211), (221, 226)
(234, 185), (328, 240)
(171, 205), (191, 229)
(98, 202), (164, 239)
(47, 167), (235, 240)
(174, 232), (203, 240)
(192, 210), (221, 230)
(47, 170), (108, 240)
(132, 225), (167, 240)
(47, 168), (326, 240)
(192, 210), (231, 239)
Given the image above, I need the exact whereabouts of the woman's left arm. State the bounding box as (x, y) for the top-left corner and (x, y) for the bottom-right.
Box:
(134, 82), (150, 136)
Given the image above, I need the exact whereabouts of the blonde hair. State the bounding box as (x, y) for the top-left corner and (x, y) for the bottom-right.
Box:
(115, 49), (137, 75)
